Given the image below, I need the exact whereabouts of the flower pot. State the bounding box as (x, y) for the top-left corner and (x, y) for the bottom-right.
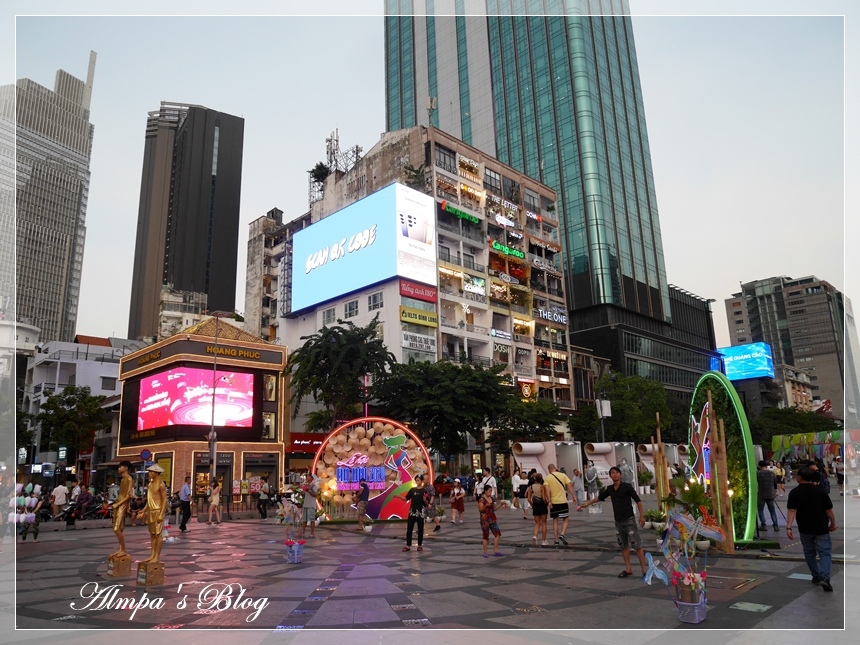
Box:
(362, 525), (373, 533)
(653, 522), (666, 532)
(695, 539), (711, 551)
(643, 521), (653, 530)
(314, 518), (321, 526)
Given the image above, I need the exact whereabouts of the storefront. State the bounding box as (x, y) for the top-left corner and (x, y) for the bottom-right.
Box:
(114, 317), (288, 496)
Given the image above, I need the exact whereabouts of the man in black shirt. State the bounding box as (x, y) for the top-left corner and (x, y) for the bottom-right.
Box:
(396, 474), (427, 552)
(582, 466), (647, 578)
(354, 478), (370, 532)
(786, 466), (838, 591)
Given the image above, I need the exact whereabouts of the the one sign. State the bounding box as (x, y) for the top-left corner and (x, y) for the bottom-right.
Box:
(399, 305), (438, 328)
(536, 308), (568, 325)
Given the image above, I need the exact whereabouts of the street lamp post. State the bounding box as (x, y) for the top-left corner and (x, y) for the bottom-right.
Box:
(207, 312), (231, 487)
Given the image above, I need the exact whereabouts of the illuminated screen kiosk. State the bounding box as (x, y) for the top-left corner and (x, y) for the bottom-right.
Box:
(312, 417), (434, 520)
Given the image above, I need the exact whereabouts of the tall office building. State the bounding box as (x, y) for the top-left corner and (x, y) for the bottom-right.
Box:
(725, 275), (845, 418)
(128, 102), (244, 340)
(11, 52), (96, 342)
(384, 2), (717, 401)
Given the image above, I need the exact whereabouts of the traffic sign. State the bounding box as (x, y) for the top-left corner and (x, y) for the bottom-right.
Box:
(140, 449), (152, 461)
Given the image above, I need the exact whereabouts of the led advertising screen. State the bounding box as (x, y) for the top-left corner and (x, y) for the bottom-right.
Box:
(291, 183), (436, 311)
(138, 366), (255, 430)
(716, 342), (775, 381)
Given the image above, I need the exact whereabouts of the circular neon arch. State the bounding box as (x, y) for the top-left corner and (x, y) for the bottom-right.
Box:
(311, 417), (435, 520)
(689, 371), (757, 542)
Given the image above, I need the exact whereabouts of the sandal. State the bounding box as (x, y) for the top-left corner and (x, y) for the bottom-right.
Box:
(482, 553), (489, 558)
(617, 570), (633, 578)
(417, 546), (423, 551)
(402, 546), (411, 552)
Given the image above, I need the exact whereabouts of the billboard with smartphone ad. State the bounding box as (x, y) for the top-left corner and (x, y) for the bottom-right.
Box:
(291, 184), (436, 311)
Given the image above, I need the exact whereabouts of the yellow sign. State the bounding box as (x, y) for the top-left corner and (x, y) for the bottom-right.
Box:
(400, 306), (438, 328)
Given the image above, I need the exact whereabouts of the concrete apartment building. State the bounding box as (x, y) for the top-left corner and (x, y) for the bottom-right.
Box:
(280, 126), (604, 422)
(725, 275), (844, 417)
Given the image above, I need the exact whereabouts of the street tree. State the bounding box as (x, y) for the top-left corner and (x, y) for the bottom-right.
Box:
(594, 372), (672, 444)
(749, 406), (842, 447)
(567, 404), (599, 442)
(286, 315), (395, 430)
(36, 386), (110, 462)
(374, 359), (510, 467)
(486, 397), (561, 457)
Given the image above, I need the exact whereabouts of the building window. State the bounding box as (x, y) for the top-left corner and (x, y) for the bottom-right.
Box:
(484, 168), (501, 195)
(734, 319), (744, 325)
(344, 300), (359, 318)
(101, 377), (117, 391)
(435, 145), (456, 173)
(733, 311), (743, 316)
(735, 328), (745, 334)
(322, 307), (336, 326)
(368, 291), (384, 311)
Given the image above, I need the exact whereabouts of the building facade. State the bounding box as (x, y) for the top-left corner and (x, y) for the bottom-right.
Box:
(244, 208), (288, 342)
(384, 4), (717, 402)
(11, 52), (97, 342)
(19, 335), (147, 487)
(725, 275), (845, 418)
(282, 126), (603, 426)
(128, 102), (244, 340)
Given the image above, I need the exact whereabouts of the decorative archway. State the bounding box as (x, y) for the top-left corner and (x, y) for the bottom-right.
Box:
(689, 372), (757, 542)
(311, 417), (434, 520)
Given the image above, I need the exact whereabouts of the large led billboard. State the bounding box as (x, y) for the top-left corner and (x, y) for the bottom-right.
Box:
(138, 366), (255, 429)
(716, 342), (775, 381)
(291, 183), (436, 311)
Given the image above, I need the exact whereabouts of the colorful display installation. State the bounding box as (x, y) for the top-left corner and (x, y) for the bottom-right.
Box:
(770, 432), (843, 463)
(689, 371), (757, 542)
(312, 417), (433, 520)
(644, 507), (726, 624)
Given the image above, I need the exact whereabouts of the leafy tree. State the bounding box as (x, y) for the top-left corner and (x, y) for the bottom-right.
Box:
(286, 315), (395, 430)
(594, 372), (672, 444)
(310, 161), (331, 184)
(567, 404), (599, 441)
(16, 410), (34, 451)
(402, 163), (426, 191)
(36, 386), (110, 461)
(749, 407), (842, 447)
(486, 398), (561, 456)
(663, 393), (692, 444)
(374, 360), (510, 467)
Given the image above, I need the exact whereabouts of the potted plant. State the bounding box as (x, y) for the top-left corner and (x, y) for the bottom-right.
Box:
(637, 470), (654, 495)
(643, 508), (663, 529)
(314, 509), (325, 526)
(362, 518), (374, 533)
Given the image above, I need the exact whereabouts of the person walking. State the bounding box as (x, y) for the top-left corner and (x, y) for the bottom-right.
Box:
(424, 479), (441, 533)
(786, 466), (838, 591)
(515, 470), (530, 519)
(527, 473), (549, 545)
(178, 476), (192, 532)
(478, 484), (506, 557)
(834, 457), (845, 496)
(449, 479), (465, 524)
(511, 470), (522, 511)
(545, 464), (574, 546)
(354, 477), (370, 531)
(299, 474), (320, 539)
(258, 476), (270, 519)
(207, 479), (222, 525)
(774, 461), (786, 497)
(50, 481), (69, 518)
(756, 460), (780, 531)
(396, 474), (427, 552)
(476, 471), (496, 503)
(582, 466), (648, 578)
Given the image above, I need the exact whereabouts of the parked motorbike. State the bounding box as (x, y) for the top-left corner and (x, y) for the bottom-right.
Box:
(55, 501), (80, 527)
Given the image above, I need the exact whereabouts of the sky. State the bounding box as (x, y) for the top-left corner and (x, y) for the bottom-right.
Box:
(5, 1), (852, 352)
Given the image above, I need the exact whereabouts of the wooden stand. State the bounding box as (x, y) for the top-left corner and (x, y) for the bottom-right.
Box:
(136, 561), (165, 586)
(652, 413), (671, 514)
(707, 391), (736, 554)
(107, 554), (132, 577)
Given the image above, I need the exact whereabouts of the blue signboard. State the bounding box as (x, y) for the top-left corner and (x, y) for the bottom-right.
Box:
(716, 342), (775, 380)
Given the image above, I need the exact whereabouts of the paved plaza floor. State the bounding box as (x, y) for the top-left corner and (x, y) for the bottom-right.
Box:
(4, 482), (854, 635)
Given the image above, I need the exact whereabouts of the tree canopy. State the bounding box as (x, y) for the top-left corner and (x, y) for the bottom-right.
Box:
(374, 359), (510, 466)
(593, 372), (672, 444)
(486, 397), (562, 456)
(286, 315), (396, 430)
(749, 406), (842, 447)
(36, 385), (110, 459)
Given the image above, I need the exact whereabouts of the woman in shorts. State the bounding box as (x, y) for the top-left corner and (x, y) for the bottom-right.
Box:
(207, 480), (221, 524)
(527, 473), (549, 546)
(478, 485), (505, 557)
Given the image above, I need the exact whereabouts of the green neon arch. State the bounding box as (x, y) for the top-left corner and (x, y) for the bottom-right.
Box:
(689, 371), (757, 542)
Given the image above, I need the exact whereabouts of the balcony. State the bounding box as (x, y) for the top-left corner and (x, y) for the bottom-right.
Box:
(440, 352), (492, 368)
(466, 323), (488, 335)
(510, 303), (529, 315)
(534, 338), (551, 348)
(463, 291), (488, 305)
(462, 257), (486, 273)
(536, 367), (553, 377)
(435, 158), (457, 175)
(555, 399), (573, 410)
(514, 333), (533, 345)
(531, 281), (548, 293)
(514, 364), (534, 378)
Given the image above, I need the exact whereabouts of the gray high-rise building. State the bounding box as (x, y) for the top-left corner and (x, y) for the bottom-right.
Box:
(10, 52), (96, 342)
(384, 1), (717, 401)
(128, 102), (244, 340)
(725, 275), (845, 418)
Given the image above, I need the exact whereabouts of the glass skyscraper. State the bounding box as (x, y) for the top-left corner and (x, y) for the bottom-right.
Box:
(385, 1), (717, 400)
(9, 52), (97, 342)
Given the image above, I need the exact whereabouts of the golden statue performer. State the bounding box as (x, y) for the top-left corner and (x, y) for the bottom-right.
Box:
(137, 463), (168, 564)
(109, 460), (134, 559)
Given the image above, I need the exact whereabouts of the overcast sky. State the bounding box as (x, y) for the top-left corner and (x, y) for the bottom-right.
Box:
(5, 1), (853, 351)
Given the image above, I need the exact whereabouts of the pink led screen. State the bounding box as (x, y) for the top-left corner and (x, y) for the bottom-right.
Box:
(138, 367), (255, 430)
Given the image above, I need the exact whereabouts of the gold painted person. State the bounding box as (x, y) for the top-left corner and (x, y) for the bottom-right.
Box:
(137, 463), (168, 564)
(109, 460), (135, 559)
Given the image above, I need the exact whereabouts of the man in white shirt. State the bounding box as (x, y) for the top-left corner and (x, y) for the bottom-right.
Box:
(476, 472), (497, 501)
(51, 482), (69, 518)
(70, 479), (81, 503)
